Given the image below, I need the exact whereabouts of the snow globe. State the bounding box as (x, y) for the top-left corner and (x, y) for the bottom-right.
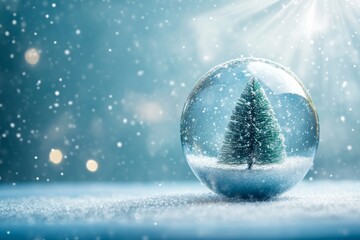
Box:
(180, 58), (319, 199)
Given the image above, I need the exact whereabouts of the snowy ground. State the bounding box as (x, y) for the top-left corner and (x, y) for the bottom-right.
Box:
(0, 181), (360, 239)
(188, 155), (313, 198)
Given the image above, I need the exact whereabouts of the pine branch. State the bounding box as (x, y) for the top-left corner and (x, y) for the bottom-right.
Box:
(219, 77), (286, 169)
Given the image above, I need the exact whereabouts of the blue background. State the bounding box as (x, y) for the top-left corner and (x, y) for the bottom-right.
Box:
(0, 0), (359, 183)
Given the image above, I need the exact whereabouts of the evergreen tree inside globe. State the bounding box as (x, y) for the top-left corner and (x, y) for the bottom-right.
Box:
(219, 77), (286, 169)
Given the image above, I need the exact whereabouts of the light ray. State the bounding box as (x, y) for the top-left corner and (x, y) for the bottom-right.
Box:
(190, 0), (360, 169)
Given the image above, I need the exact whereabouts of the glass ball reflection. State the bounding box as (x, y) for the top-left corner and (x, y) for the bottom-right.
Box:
(180, 58), (319, 199)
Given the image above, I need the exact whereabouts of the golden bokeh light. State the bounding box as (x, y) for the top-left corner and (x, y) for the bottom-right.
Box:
(24, 48), (40, 65)
(86, 159), (98, 172)
(49, 149), (63, 164)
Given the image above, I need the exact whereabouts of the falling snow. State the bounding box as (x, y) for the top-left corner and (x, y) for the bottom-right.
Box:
(0, 0), (359, 184)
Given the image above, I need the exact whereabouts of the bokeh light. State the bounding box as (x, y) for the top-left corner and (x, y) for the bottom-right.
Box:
(86, 160), (98, 172)
(136, 101), (164, 123)
(24, 48), (40, 65)
(49, 149), (63, 165)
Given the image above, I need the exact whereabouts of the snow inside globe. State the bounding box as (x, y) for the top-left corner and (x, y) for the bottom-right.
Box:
(180, 58), (319, 199)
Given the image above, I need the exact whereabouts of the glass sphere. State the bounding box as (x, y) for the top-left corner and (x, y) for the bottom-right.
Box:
(180, 58), (319, 199)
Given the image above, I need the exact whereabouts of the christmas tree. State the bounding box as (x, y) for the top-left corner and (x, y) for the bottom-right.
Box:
(219, 77), (286, 169)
